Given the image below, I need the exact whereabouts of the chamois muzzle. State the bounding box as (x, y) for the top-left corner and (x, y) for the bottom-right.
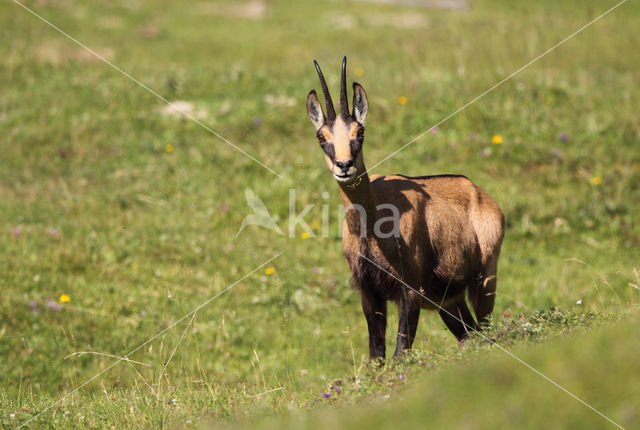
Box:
(336, 160), (354, 172)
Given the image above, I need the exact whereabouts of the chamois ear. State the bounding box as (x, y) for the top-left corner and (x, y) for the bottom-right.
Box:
(307, 90), (325, 130)
(352, 82), (368, 125)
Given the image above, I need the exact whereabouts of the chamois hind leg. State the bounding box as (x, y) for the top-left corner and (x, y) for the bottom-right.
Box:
(394, 289), (421, 357)
(439, 297), (478, 341)
(469, 252), (499, 327)
(360, 289), (387, 360)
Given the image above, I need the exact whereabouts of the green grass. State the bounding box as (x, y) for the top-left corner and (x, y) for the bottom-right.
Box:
(1, 0), (639, 428)
(220, 312), (640, 430)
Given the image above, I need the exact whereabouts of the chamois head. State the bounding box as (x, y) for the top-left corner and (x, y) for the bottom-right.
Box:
(307, 57), (369, 184)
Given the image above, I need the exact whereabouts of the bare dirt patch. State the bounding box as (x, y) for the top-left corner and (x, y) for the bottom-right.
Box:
(159, 101), (209, 120)
(199, 0), (267, 20)
(34, 42), (114, 65)
(349, 0), (467, 10)
(367, 12), (430, 28)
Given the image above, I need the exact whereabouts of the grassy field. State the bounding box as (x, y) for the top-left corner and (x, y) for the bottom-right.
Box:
(1, 0), (638, 428)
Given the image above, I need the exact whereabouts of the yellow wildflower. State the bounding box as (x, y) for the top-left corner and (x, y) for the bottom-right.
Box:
(59, 294), (70, 303)
(590, 176), (602, 186)
(354, 67), (365, 77)
(165, 144), (175, 153)
(397, 96), (408, 105)
(491, 135), (503, 144)
(265, 267), (276, 275)
(300, 232), (310, 240)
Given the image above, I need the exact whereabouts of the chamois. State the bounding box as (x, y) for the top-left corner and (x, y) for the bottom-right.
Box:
(306, 58), (504, 360)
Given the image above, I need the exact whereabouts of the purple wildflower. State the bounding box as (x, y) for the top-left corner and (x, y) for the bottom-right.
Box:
(311, 266), (320, 274)
(49, 228), (59, 237)
(430, 127), (439, 135)
(334, 386), (341, 394)
(221, 203), (229, 213)
(13, 227), (22, 238)
(321, 392), (331, 399)
(46, 299), (62, 311)
(253, 117), (263, 126)
(559, 132), (569, 142)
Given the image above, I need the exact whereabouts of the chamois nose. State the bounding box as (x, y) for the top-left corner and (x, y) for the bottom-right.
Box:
(336, 160), (353, 172)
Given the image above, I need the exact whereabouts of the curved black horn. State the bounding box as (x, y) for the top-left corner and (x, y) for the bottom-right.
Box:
(314, 60), (336, 121)
(340, 56), (349, 117)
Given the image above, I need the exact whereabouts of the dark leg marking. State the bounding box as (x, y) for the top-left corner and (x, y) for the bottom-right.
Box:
(439, 298), (478, 341)
(361, 289), (387, 360)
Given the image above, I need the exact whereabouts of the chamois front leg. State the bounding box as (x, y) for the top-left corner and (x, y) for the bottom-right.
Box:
(439, 297), (478, 341)
(394, 289), (421, 357)
(360, 289), (387, 360)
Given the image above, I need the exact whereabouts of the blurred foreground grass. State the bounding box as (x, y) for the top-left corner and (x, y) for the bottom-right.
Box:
(221, 312), (639, 430)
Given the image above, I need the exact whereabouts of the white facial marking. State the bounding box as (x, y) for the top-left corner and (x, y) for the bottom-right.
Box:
(327, 116), (359, 183)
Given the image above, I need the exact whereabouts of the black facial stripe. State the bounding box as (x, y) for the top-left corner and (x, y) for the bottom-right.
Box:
(316, 130), (336, 162)
(350, 124), (365, 158)
(322, 142), (335, 162)
(350, 140), (361, 158)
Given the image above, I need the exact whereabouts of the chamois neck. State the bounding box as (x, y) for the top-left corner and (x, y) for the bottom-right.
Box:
(338, 171), (375, 206)
(338, 165), (378, 237)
